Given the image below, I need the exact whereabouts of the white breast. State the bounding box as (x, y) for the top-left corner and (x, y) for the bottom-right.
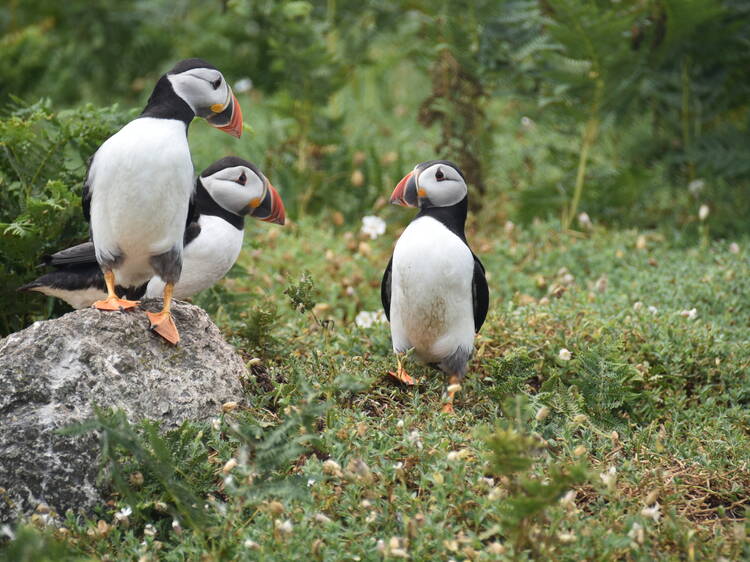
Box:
(146, 215), (244, 299)
(389, 216), (475, 363)
(89, 118), (194, 286)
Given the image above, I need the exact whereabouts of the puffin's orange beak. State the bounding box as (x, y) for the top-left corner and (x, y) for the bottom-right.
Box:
(251, 181), (286, 225)
(390, 171), (418, 207)
(207, 89), (244, 138)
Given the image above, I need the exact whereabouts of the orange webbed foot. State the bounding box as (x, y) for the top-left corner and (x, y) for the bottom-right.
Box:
(147, 311), (180, 345)
(441, 402), (455, 414)
(93, 296), (140, 311)
(388, 365), (416, 386)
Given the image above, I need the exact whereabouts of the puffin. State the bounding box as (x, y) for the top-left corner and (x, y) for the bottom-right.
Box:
(381, 160), (489, 413)
(82, 58), (244, 344)
(19, 157), (285, 309)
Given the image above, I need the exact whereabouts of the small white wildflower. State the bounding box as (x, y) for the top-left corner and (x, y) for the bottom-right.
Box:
(447, 451), (460, 462)
(171, 519), (182, 534)
(628, 521), (644, 544)
(679, 308), (698, 320)
(376, 539), (386, 554)
(688, 179), (705, 196)
(648, 305), (658, 315)
(355, 310), (375, 329)
(699, 204), (710, 221)
(222, 458), (238, 474)
(307, 478), (315, 487)
(559, 490), (577, 509)
(361, 215), (386, 240)
(314, 513), (332, 525)
(407, 430), (423, 450)
(504, 220), (515, 234)
(486, 542), (506, 554)
(144, 523), (157, 537)
(521, 116), (534, 129)
(535, 405), (551, 421)
(480, 477), (495, 487)
(346, 286), (356, 296)
(393, 461), (404, 470)
(577, 212), (592, 229)
(558, 348), (572, 361)
(211, 417), (221, 431)
(322, 459), (343, 478)
(641, 502), (661, 522)
(234, 77), (253, 93)
(361, 499), (373, 509)
(396, 419), (404, 428)
(600, 466), (617, 488)
(275, 519), (293, 536)
(244, 538), (260, 549)
(633, 301), (643, 311)
(595, 275), (608, 293)
(114, 505), (132, 522)
(729, 242), (740, 254)
(557, 531), (576, 543)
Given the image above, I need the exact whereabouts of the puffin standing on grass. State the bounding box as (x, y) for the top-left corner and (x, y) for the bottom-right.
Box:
(381, 160), (489, 413)
(83, 58), (243, 344)
(20, 157), (284, 308)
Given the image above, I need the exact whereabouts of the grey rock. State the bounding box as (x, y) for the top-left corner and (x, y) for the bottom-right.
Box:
(0, 299), (247, 524)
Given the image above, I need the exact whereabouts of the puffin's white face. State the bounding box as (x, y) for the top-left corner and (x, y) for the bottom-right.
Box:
(414, 162), (467, 207)
(201, 165), (286, 225)
(390, 160), (467, 209)
(167, 66), (243, 137)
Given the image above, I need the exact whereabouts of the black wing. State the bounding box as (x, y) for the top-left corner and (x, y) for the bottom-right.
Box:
(44, 241), (97, 267)
(82, 156), (95, 222)
(380, 255), (393, 321)
(183, 189), (202, 246)
(472, 254), (489, 332)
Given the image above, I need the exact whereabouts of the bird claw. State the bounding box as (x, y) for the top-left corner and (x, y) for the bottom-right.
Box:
(388, 367), (415, 386)
(93, 297), (139, 311)
(147, 311), (180, 345)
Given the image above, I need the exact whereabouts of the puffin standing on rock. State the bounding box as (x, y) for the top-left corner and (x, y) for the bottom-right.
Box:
(20, 157), (285, 308)
(381, 160), (489, 413)
(83, 58), (243, 344)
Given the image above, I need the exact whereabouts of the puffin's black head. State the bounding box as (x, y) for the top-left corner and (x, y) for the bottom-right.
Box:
(390, 160), (467, 209)
(199, 156), (286, 225)
(164, 58), (244, 137)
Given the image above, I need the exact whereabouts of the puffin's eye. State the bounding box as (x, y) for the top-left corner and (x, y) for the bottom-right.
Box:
(435, 168), (445, 181)
(211, 77), (222, 90)
(237, 172), (247, 185)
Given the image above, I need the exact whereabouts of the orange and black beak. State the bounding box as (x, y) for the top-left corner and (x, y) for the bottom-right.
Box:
(390, 171), (419, 207)
(206, 87), (244, 138)
(250, 181), (286, 225)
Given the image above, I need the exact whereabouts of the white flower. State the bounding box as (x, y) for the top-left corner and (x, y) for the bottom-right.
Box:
(114, 506), (132, 522)
(396, 419), (404, 428)
(648, 305), (658, 315)
(641, 503), (661, 522)
(234, 78), (253, 93)
(211, 417), (221, 431)
(557, 531), (576, 543)
(361, 215), (386, 240)
(679, 308), (698, 320)
(504, 220), (515, 234)
(244, 539), (260, 549)
(275, 519), (293, 536)
(407, 430), (423, 450)
(628, 522), (644, 544)
(307, 478), (316, 487)
(172, 519), (182, 534)
(600, 466), (617, 488)
(447, 451), (460, 462)
(729, 242), (740, 254)
(699, 204), (710, 221)
(633, 301), (643, 311)
(559, 490), (577, 509)
(521, 116), (535, 129)
(688, 179), (705, 196)
(144, 523), (157, 537)
(577, 212), (592, 229)
(355, 310), (386, 329)
(322, 459), (343, 477)
(558, 348), (572, 361)
(314, 513), (332, 524)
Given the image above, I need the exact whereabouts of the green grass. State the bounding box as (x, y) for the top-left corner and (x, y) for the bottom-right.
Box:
(4, 218), (750, 561)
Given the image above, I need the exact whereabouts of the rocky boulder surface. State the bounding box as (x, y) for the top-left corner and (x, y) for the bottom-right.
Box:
(0, 299), (247, 524)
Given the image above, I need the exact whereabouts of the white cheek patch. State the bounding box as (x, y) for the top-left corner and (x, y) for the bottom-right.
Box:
(168, 72), (227, 115)
(420, 178), (467, 207)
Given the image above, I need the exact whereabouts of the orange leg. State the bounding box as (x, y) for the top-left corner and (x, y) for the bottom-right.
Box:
(441, 374), (462, 414)
(388, 354), (415, 385)
(92, 271), (139, 311)
(146, 282), (179, 345)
